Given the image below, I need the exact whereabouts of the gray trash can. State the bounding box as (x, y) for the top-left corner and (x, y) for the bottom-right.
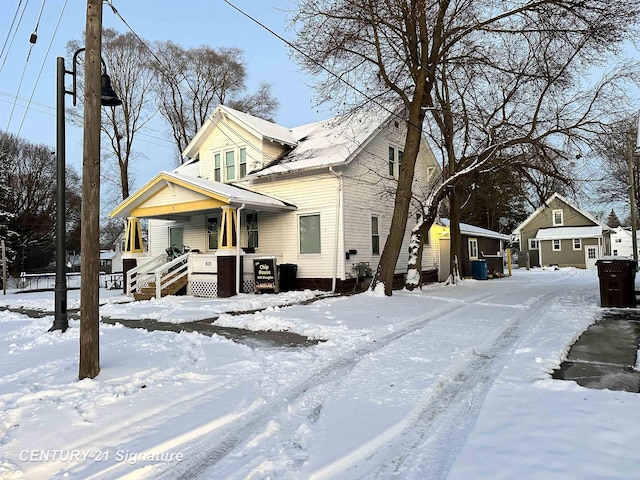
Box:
(596, 258), (637, 308)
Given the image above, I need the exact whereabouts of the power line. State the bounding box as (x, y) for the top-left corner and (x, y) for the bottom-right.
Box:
(16, 0), (67, 137)
(0, 0), (27, 72)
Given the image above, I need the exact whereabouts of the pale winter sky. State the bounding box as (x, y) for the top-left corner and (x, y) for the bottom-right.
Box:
(0, 0), (327, 188)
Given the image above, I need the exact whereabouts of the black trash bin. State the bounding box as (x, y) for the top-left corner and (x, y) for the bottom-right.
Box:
(278, 263), (298, 292)
(595, 258), (637, 308)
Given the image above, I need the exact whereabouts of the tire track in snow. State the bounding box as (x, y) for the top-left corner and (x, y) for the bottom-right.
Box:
(361, 282), (596, 480)
(150, 282), (555, 480)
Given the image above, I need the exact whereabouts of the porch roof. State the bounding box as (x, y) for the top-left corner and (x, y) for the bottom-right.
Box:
(535, 225), (603, 240)
(109, 170), (296, 220)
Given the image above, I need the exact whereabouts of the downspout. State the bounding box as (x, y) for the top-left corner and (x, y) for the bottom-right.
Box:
(236, 203), (246, 295)
(329, 167), (342, 292)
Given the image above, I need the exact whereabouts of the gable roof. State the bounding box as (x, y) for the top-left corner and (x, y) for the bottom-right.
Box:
(251, 107), (394, 177)
(109, 168), (296, 219)
(182, 105), (298, 160)
(512, 192), (603, 234)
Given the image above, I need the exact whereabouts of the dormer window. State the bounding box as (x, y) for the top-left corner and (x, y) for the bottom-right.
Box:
(212, 146), (249, 182)
(553, 209), (563, 226)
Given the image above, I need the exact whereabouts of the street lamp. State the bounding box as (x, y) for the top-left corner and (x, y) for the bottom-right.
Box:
(49, 48), (121, 333)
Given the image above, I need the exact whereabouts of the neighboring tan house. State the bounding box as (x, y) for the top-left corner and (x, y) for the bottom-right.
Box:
(110, 105), (441, 298)
(610, 226), (640, 258)
(513, 193), (610, 269)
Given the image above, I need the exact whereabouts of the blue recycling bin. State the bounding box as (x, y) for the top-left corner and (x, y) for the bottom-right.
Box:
(471, 260), (488, 280)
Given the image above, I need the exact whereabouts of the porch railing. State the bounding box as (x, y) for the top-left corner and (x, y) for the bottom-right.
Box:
(126, 252), (190, 297)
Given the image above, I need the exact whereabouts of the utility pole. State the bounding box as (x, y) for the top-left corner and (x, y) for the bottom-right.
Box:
(79, 0), (103, 380)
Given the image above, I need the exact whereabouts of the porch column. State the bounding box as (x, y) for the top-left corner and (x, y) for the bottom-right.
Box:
(217, 206), (242, 297)
(122, 217), (145, 293)
(219, 206), (238, 250)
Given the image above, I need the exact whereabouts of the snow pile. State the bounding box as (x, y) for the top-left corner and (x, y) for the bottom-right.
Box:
(1, 268), (639, 479)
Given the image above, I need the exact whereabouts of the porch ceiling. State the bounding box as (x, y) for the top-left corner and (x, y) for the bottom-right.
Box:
(109, 171), (296, 219)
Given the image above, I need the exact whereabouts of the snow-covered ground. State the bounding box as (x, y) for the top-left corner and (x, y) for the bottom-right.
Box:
(1, 268), (639, 479)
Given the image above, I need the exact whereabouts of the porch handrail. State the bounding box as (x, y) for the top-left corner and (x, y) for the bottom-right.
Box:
(126, 254), (167, 295)
(155, 252), (190, 298)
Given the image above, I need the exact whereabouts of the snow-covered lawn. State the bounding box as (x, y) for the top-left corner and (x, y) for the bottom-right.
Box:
(1, 268), (639, 479)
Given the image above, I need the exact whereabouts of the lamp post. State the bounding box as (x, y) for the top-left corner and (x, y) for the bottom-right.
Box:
(48, 43), (121, 334)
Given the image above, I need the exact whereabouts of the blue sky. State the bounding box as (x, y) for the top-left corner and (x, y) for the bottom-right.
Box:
(0, 0), (327, 192)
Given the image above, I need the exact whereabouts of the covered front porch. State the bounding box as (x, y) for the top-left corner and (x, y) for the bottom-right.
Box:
(110, 168), (296, 299)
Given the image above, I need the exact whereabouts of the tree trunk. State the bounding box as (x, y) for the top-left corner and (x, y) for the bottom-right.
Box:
(449, 190), (461, 283)
(372, 103), (426, 296)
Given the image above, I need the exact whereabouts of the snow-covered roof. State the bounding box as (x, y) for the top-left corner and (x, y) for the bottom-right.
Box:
(535, 225), (603, 240)
(512, 193), (603, 235)
(182, 105), (297, 159)
(251, 107), (396, 177)
(438, 218), (510, 241)
(109, 169), (296, 219)
(100, 250), (115, 260)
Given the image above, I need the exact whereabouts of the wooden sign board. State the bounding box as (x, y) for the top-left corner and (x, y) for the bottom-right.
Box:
(253, 257), (279, 293)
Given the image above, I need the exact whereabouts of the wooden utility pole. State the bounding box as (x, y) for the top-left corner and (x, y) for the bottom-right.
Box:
(79, 0), (103, 380)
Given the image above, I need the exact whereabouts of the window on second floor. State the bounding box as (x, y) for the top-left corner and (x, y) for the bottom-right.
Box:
(388, 145), (403, 178)
(225, 150), (235, 180)
(552, 209), (564, 226)
(212, 146), (249, 182)
(214, 153), (221, 181)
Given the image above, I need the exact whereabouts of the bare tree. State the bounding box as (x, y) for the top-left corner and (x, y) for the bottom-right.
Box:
(291, 0), (640, 294)
(0, 131), (82, 276)
(593, 116), (640, 210)
(68, 29), (157, 202)
(152, 42), (279, 154)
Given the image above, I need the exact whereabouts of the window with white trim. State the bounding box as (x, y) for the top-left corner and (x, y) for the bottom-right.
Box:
(388, 145), (403, 178)
(239, 148), (247, 178)
(371, 216), (380, 255)
(552, 209), (564, 226)
(529, 239), (539, 250)
(553, 239), (561, 251)
(225, 150), (235, 180)
(246, 212), (258, 248)
(468, 238), (479, 260)
(214, 153), (221, 181)
(299, 214), (321, 254)
(573, 238), (582, 250)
